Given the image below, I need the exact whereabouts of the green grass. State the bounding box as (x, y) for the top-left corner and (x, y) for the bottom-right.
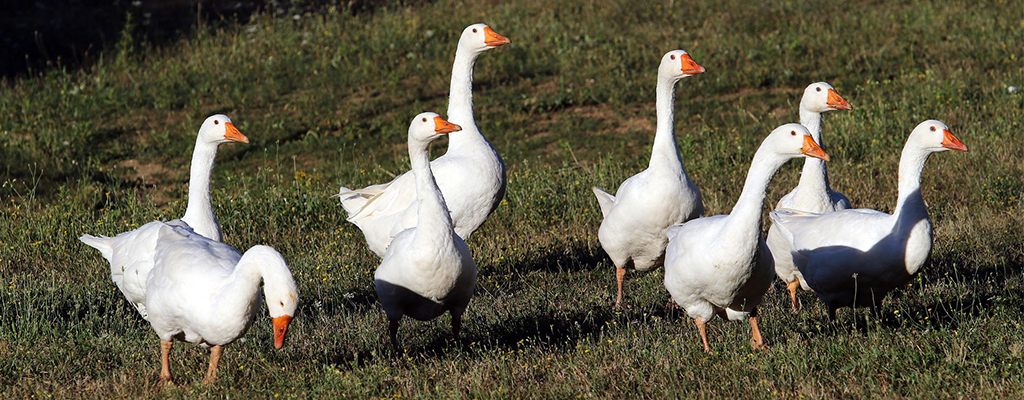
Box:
(2, 0), (1023, 397)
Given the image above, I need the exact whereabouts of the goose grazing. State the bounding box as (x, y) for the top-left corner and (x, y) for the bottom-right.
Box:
(80, 115), (248, 319)
(144, 222), (298, 385)
(769, 120), (967, 318)
(374, 113), (477, 350)
(592, 50), (706, 308)
(664, 123), (829, 353)
(338, 24), (511, 257)
(767, 82), (852, 310)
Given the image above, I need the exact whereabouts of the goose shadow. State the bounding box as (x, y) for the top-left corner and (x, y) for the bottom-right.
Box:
(318, 277), (639, 367)
(515, 240), (606, 274)
(322, 305), (623, 368)
(785, 285), (1004, 340)
(470, 241), (606, 301)
(297, 285), (378, 319)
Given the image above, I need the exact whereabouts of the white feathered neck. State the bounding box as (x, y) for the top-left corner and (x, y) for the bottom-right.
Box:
(180, 135), (222, 241)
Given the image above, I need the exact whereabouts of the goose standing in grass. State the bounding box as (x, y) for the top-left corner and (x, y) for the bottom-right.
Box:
(770, 120), (967, 319)
(664, 123), (830, 353)
(338, 24), (511, 257)
(144, 222), (298, 385)
(80, 115), (248, 319)
(592, 50), (705, 308)
(767, 82), (852, 310)
(374, 113), (477, 350)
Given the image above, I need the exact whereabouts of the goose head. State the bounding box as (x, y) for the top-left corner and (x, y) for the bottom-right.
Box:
(241, 245), (299, 349)
(198, 114), (249, 145)
(909, 120), (968, 153)
(459, 23), (511, 54)
(409, 112), (462, 145)
(765, 123), (831, 161)
(659, 50), (706, 81)
(801, 82), (851, 113)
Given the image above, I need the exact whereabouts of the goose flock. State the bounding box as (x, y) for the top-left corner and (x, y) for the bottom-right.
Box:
(80, 23), (968, 384)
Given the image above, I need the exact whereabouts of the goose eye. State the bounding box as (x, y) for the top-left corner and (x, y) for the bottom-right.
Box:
(816, 87), (821, 92)
(422, 117), (427, 122)
(930, 126), (936, 132)
(670, 55), (676, 60)
(279, 301), (284, 308)
(214, 120), (220, 125)
(472, 28), (478, 33)
(791, 130), (797, 136)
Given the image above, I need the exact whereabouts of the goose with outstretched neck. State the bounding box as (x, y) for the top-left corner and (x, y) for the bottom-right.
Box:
(338, 24), (511, 257)
(80, 115), (248, 320)
(374, 113), (477, 350)
(767, 82), (852, 310)
(592, 50), (706, 308)
(770, 120), (967, 318)
(664, 123), (830, 353)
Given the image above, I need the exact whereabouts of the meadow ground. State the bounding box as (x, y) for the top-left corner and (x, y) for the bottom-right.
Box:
(1, 0), (1022, 398)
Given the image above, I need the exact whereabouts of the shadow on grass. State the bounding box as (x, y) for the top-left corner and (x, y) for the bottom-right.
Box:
(298, 285), (378, 319)
(785, 284), (1005, 340)
(485, 240), (606, 278)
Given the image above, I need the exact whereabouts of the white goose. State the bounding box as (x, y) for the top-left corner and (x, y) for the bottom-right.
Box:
(144, 222), (298, 385)
(769, 120), (967, 318)
(338, 24), (511, 257)
(374, 113), (477, 350)
(592, 50), (705, 308)
(664, 123), (829, 353)
(767, 82), (852, 310)
(80, 115), (248, 319)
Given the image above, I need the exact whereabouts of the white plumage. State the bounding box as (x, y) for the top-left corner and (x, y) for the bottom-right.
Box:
(144, 222), (298, 384)
(373, 113), (477, 350)
(664, 123), (830, 353)
(80, 115), (248, 319)
(592, 50), (706, 308)
(769, 120), (967, 318)
(767, 82), (852, 310)
(338, 24), (511, 257)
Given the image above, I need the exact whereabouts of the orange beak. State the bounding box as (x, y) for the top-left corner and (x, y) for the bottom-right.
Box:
(433, 116), (462, 134)
(826, 89), (852, 110)
(802, 135), (831, 161)
(940, 129), (968, 151)
(679, 53), (706, 75)
(483, 26), (511, 47)
(273, 315), (293, 349)
(224, 122), (249, 143)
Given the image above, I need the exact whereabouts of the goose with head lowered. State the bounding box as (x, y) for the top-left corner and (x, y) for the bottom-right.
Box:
(592, 49), (706, 308)
(143, 222), (298, 385)
(374, 113), (477, 350)
(769, 120), (967, 319)
(338, 24), (511, 257)
(80, 115), (248, 320)
(664, 123), (830, 353)
(767, 81), (852, 310)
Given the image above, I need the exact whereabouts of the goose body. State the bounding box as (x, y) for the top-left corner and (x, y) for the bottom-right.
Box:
(144, 222), (298, 384)
(770, 120), (967, 318)
(592, 50), (705, 308)
(79, 115), (248, 320)
(664, 123), (830, 352)
(374, 113), (477, 349)
(766, 82), (852, 309)
(339, 24), (511, 257)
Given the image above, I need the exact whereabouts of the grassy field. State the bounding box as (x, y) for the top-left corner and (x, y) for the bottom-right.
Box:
(1, 0), (1022, 397)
